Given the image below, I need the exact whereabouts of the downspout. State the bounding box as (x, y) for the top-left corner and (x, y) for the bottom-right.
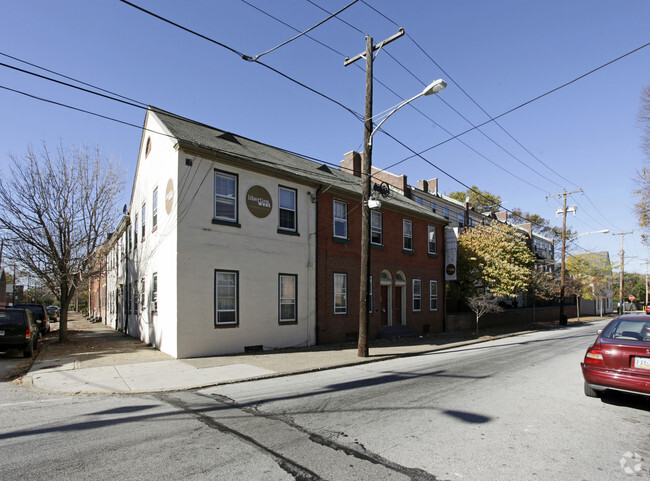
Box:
(309, 185), (323, 345)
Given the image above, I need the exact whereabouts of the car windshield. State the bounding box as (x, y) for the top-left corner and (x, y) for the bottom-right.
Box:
(601, 318), (650, 342)
(15, 304), (44, 315)
(0, 310), (25, 326)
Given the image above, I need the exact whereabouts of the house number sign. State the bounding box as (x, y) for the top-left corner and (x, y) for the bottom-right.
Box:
(246, 185), (272, 218)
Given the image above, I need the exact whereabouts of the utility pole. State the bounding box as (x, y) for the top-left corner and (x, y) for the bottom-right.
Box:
(345, 28), (404, 357)
(547, 189), (582, 325)
(612, 231), (633, 313)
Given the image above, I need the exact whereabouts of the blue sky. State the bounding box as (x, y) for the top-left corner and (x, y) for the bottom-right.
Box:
(1, 0), (649, 274)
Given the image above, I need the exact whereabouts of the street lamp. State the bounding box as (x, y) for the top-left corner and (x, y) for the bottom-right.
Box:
(357, 78), (447, 357)
(571, 229), (609, 240)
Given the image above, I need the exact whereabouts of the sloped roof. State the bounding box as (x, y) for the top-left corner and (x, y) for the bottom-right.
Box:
(149, 107), (448, 223)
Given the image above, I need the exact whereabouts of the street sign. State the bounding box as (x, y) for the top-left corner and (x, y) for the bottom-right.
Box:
(629, 295), (636, 301)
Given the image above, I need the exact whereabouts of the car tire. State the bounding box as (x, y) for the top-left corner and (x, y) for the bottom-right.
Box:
(584, 382), (601, 398)
(23, 339), (34, 358)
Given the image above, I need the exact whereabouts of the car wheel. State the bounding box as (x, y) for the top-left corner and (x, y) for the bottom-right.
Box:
(584, 382), (601, 398)
(23, 339), (34, 358)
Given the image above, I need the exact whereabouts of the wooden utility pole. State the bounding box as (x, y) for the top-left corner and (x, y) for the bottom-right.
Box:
(612, 231), (633, 313)
(547, 189), (582, 325)
(345, 29), (404, 357)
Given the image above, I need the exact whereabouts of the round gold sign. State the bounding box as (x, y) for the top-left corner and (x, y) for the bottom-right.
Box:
(246, 185), (272, 218)
(165, 179), (174, 214)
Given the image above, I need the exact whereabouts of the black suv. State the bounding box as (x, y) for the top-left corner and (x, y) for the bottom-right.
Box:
(13, 303), (50, 336)
(0, 308), (40, 357)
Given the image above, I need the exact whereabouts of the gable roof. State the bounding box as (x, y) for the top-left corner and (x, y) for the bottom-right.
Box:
(148, 107), (448, 223)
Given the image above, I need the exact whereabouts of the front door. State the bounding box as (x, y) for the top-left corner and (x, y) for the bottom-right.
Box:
(394, 287), (402, 326)
(381, 285), (389, 326)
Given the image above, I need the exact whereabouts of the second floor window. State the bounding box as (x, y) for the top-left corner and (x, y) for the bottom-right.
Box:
(428, 225), (437, 255)
(214, 170), (237, 222)
(278, 187), (297, 232)
(152, 186), (158, 230)
(142, 203), (146, 239)
(371, 210), (382, 245)
(403, 219), (413, 251)
(333, 200), (348, 239)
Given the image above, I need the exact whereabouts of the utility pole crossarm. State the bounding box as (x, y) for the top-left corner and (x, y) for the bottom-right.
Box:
(343, 28), (404, 66)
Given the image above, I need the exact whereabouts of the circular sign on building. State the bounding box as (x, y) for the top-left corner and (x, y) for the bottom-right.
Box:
(165, 179), (174, 214)
(246, 185), (273, 218)
(446, 264), (456, 276)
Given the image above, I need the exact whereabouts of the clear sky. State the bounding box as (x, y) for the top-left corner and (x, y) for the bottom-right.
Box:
(1, 1), (649, 274)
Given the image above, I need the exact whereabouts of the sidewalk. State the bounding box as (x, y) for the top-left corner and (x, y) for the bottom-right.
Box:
(23, 313), (607, 395)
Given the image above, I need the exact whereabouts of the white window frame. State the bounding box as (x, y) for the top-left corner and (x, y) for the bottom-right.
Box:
(278, 186), (297, 232)
(429, 280), (438, 311)
(141, 202), (146, 240)
(152, 186), (158, 231)
(214, 170), (238, 223)
(334, 273), (348, 314)
(403, 219), (413, 251)
(371, 210), (382, 245)
(215, 270), (238, 326)
(140, 278), (145, 310)
(333, 200), (348, 239)
(428, 225), (437, 255)
(152, 272), (158, 313)
(412, 278), (422, 312)
(279, 274), (297, 323)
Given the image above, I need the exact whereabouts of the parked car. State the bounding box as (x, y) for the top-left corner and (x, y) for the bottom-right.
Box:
(46, 305), (59, 321)
(0, 307), (40, 357)
(581, 315), (650, 398)
(645, 305), (650, 315)
(12, 303), (50, 336)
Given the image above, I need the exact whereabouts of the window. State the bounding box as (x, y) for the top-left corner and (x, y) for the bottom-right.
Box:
(214, 170), (238, 222)
(371, 211), (382, 245)
(333, 200), (348, 239)
(152, 273), (158, 313)
(133, 281), (138, 312)
(413, 279), (422, 311)
(152, 186), (158, 230)
(428, 225), (437, 255)
(140, 278), (145, 309)
(457, 212), (464, 229)
(278, 187), (297, 232)
(403, 219), (413, 251)
(127, 282), (131, 314)
(279, 274), (297, 323)
(334, 273), (347, 314)
(142, 203), (146, 240)
(215, 270), (238, 326)
(134, 215), (138, 248)
(430, 280), (438, 311)
(443, 206), (450, 219)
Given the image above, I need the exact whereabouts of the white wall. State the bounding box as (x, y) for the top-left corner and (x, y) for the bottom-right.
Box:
(127, 113), (179, 357)
(175, 153), (317, 358)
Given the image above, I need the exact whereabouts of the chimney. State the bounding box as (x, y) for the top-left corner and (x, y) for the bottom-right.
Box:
(341, 151), (362, 178)
(417, 180), (428, 192)
(428, 178), (438, 194)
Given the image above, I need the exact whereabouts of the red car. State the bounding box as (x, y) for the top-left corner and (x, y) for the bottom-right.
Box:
(581, 315), (650, 398)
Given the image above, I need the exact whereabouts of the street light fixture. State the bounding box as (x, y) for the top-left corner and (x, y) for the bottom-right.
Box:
(357, 78), (447, 357)
(571, 229), (609, 240)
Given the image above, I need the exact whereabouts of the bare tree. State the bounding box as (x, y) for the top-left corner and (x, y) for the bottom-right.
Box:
(0, 142), (124, 342)
(635, 82), (650, 243)
(467, 293), (503, 336)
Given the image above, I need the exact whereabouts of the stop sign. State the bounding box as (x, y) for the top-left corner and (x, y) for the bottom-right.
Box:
(629, 295), (636, 301)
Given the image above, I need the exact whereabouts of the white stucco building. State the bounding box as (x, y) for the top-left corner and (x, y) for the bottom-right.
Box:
(105, 107), (321, 357)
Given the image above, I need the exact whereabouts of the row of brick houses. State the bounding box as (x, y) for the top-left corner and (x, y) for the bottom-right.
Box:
(90, 107), (554, 358)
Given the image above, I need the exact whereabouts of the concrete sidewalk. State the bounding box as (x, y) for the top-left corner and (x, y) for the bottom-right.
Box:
(23, 313), (607, 395)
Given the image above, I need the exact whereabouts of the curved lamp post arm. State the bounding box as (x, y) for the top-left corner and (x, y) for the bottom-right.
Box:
(368, 79), (446, 147)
